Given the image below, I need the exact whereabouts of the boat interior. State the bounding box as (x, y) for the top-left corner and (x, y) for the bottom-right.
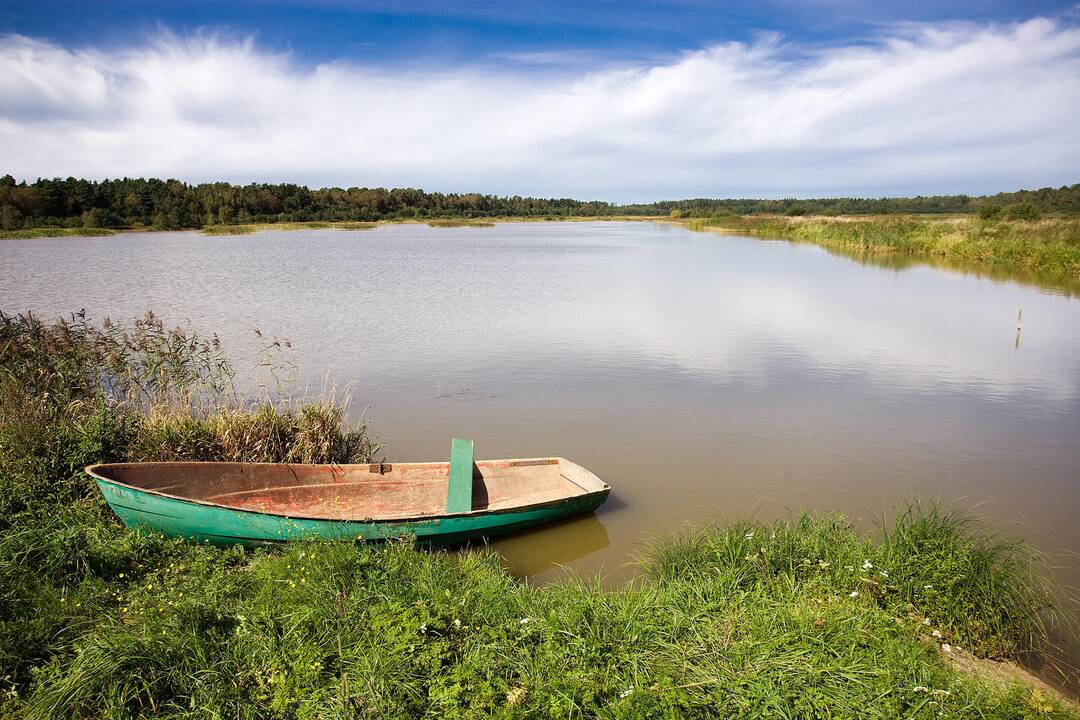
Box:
(88, 458), (609, 520)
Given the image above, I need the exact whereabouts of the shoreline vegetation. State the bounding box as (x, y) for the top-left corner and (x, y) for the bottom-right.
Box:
(5, 213), (1078, 289)
(1, 311), (1078, 717)
(1, 173), (1077, 282)
(680, 214), (1080, 284)
(0, 216), (658, 240)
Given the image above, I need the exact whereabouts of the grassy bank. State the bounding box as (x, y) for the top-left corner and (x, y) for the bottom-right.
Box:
(201, 224), (257, 235)
(0, 227), (116, 239)
(685, 215), (1080, 281)
(201, 221), (379, 234)
(5, 216), (657, 240)
(1, 312), (1077, 718)
(426, 218), (497, 228)
(9, 214), (1079, 288)
(198, 217), (650, 234)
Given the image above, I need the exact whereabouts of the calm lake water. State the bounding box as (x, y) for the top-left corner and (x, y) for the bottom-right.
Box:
(3, 222), (1079, 595)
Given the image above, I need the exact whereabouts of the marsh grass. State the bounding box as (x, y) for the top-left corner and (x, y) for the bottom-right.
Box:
(426, 218), (497, 228)
(0, 227), (116, 239)
(200, 225), (256, 235)
(201, 221), (379, 235)
(1, 312), (1077, 718)
(685, 215), (1080, 280)
(4, 216), (660, 241)
(0, 311), (379, 709)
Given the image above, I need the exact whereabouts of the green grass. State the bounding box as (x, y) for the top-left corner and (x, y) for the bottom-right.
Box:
(8, 515), (1078, 719)
(426, 218), (497, 228)
(200, 224), (257, 235)
(0, 227), (117, 239)
(0, 311), (1077, 718)
(201, 221), (378, 234)
(684, 215), (1080, 281)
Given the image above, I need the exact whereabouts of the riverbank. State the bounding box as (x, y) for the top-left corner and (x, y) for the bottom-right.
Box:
(13, 513), (1080, 719)
(1, 311), (1077, 717)
(682, 215), (1080, 281)
(198, 215), (660, 233)
(0, 226), (117, 239)
(7, 214), (1077, 285)
(1, 216), (662, 239)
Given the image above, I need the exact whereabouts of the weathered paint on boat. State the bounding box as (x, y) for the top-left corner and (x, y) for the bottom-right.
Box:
(86, 457), (610, 546)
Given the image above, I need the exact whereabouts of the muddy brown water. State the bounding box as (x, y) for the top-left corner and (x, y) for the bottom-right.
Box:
(3, 221), (1079, 681)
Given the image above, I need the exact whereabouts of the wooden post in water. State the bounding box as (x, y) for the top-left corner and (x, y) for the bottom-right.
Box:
(1015, 307), (1022, 350)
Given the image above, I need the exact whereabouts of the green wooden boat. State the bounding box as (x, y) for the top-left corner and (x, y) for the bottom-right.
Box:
(86, 439), (610, 546)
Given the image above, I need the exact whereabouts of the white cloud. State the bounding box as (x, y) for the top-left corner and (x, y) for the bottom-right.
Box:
(0, 18), (1078, 200)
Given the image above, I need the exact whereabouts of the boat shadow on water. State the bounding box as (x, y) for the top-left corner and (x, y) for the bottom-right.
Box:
(483, 512), (612, 578)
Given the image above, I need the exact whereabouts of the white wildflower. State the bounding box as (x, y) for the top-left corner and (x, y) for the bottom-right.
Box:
(419, 623), (427, 633)
(941, 643), (952, 653)
(923, 584), (933, 590)
(453, 618), (461, 627)
(849, 591), (859, 598)
(619, 686), (634, 699)
(913, 686), (929, 693)
(923, 619), (931, 626)
(506, 686), (527, 706)
(744, 532), (754, 540)
(931, 629), (942, 638)
(932, 689), (951, 697)
(520, 617), (530, 625)
(862, 560), (873, 571)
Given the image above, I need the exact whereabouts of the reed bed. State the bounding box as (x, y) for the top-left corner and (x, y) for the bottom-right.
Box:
(0, 227), (116, 239)
(201, 221), (378, 234)
(425, 218), (497, 228)
(685, 215), (1080, 280)
(200, 225), (256, 235)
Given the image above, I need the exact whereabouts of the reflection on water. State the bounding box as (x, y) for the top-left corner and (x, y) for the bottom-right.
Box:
(758, 232), (1080, 298)
(3, 221), (1079, 673)
(486, 513), (613, 578)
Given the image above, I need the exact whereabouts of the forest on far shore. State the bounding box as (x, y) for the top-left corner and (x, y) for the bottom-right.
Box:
(1, 174), (1078, 231)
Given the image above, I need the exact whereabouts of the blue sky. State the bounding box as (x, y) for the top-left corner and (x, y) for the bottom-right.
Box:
(1, 1), (1078, 200)
(4, 1), (1076, 65)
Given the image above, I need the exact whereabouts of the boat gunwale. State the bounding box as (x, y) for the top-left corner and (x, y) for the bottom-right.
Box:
(85, 459), (610, 525)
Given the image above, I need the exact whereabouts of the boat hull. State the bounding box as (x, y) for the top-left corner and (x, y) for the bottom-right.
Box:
(93, 475), (609, 546)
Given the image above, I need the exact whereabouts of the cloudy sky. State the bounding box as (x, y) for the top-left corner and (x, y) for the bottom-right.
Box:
(1, 0), (1078, 201)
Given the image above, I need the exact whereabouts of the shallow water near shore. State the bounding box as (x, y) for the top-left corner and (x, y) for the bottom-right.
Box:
(3, 221), (1079, 665)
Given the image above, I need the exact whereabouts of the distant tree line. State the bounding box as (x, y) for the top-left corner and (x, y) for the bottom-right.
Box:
(1, 174), (1077, 231)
